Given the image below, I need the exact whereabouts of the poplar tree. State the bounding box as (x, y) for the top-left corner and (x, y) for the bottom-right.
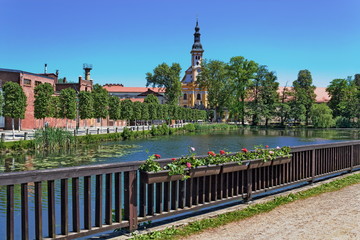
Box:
(34, 82), (54, 127)
(121, 99), (133, 124)
(144, 94), (159, 104)
(78, 91), (94, 127)
(3, 82), (27, 138)
(108, 95), (121, 126)
(92, 84), (109, 129)
(59, 88), (77, 129)
(132, 101), (143, 125)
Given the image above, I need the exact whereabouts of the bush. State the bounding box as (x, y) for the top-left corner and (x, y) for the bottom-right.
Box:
(310, 104), (335, 128)
(335, 117), (353, 128)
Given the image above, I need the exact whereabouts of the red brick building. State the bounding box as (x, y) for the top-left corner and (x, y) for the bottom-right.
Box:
(0, 67), (93, 130)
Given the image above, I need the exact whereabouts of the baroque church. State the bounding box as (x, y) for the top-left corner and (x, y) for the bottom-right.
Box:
(181, 21), (208, 109)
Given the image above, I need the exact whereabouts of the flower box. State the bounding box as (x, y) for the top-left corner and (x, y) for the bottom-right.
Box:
(248, 156), (292, 169)
(140, 170), (184, 184)
(271, 156), (292, 166)
(221, 162), (249, 173)
(188, 165), (221, 178)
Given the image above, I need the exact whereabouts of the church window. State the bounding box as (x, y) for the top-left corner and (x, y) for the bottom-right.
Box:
(197, 93), (201, 100)
(183, 94), (187, 100)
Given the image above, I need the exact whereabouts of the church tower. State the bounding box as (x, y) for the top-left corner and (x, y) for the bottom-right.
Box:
(181, 20), (208, 109)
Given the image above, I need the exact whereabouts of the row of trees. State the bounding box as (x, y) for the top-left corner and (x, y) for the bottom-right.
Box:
(33, 83), (206, 128)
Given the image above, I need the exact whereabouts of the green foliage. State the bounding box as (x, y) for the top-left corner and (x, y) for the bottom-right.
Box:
(78, 91), (94, 120)
(34, 127), (75, 150)
(292, 70), (316, 125)
(0, 91), (4, 116)
(34, 82), (54, 119)
(50, 96), (61, 118)
(59, 88), (77, 120)
(183, 123), (196, 132)
(146, 63), (182, 105)
(121, 99), (133, 121)
(310, 104), (335, 128)
(108, 95), (121, 121)
(141, 103), (150, 120)
(132, 101), (143, 120)
(3, 81), (27, 119)
(144, 94), (159, 104)
(139, 154), (162, 172)
(148, 104), (158, 120)
(92, 84), (109, 119)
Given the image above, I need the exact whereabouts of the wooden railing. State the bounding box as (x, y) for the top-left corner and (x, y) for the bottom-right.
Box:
(0, 141), (359, 239)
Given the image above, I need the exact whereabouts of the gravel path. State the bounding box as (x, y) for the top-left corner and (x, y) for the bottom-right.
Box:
(186, 183), (360, 240)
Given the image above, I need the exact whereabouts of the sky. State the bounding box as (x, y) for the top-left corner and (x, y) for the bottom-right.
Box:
(1, 0), (360, 87)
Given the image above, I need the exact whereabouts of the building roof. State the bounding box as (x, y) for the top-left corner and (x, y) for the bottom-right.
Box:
(278, 87), (330, 103)
(0, 68), (56, 80)
(103, 84), (165, 93)
(138, 88), (163, 96)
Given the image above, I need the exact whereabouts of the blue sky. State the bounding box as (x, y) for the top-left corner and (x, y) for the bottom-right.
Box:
(1, 0), (360, 87)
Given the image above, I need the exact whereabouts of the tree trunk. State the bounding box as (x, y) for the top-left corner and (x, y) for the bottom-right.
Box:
(100, 118), (103, 133)
(12, 118), (15, 140)
(66, 118), (68, 130)
(18, 118), (21, 132)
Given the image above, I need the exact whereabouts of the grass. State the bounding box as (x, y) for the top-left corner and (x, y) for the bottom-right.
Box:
(132, 172), (360, 240)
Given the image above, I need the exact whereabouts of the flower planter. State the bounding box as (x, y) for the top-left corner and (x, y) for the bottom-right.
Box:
(189, 165), (221, 178)
(271, 156), (292, 166)
(221, 162), (249, 173)
(140, 170), (183, 184)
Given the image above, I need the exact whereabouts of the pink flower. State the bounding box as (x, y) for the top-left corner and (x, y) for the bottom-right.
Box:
(242, 148), (248, 153)
(220, 150), (226, 155)
(269, 151), (274, 154)
(276, 146), (281, 149)
(186, 162), (192, 168)
(190, 147), (196, 152)
(154, 154), (161, 159)
(171, 158), (176, 161)
(208, 151), (216, 156)
(265, 145), (269, 148)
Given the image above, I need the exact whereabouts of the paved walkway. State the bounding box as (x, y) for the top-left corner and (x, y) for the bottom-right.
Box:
(185, 183), (360, 240)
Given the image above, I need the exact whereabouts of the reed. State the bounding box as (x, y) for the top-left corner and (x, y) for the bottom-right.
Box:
(34, 126), (75, 150)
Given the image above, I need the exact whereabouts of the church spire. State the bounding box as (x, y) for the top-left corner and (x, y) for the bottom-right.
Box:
(192, 19), (203, 52)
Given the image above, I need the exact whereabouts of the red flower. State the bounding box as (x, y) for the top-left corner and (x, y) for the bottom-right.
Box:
(171, 158), (176, 161)
(208, 151), (216, 156)
(219, 150), (226, 155)
(265, 145), (269, 148)
(186, 162), (192, 168)
(242, 148), (248, 153)
(154, 154), (161, 159)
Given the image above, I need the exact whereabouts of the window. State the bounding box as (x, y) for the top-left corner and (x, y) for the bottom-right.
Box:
(23, 79), (31, 85)
(35, 81), (41, 86)
(183, 93), (187, 100)
(197, 93), (201, 100)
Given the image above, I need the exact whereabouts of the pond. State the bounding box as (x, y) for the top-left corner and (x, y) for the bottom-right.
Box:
(0, 128), (359, 172)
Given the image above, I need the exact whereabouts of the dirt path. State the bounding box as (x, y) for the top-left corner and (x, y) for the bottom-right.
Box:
(185, 183), (360, 240)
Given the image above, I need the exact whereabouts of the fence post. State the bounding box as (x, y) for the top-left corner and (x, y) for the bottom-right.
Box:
(86, 129), (89, 135)
(115, 127), (118, 133)
(97, 129), (100, 134)
(107, 128), (110, 134)
(244, 168), (253, 202)
(1, 133), (5, 142)
(124, 171), (138, 231)
(311, 149), (316, 183)
(350, 145), (354, 173)
(24, 132), (28, 140)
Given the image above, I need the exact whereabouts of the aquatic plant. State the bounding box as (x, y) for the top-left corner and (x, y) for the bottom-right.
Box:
(34, 126), (75, 150)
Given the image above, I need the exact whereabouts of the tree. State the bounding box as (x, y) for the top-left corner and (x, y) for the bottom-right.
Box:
(144, 94), (159, 104)
(227, 56), (258, 124)
(146, 63), (182, 105)
(92, 84), (109, 129)
(108, 95), (121, 126)
(197, 59), (231, 120)
(121, 99), (133, 124)
(59, 88), (77, 129)
(3, 82), (27, 138)
(259, 70), (280, 126)
(0, 91), (3, 117)
(141, 103), (149, 125)
(276, 84), (292, 126)
(34, 82), (54, 127)
(326, 78), (352, 117)
(292, 70), (316, 125)
(132, 101), (143, 124)
(148, 104), (157, 122)
(310, 104), (335, 128)
(78, 91), (94, 127)
(50, 96), (61, 127)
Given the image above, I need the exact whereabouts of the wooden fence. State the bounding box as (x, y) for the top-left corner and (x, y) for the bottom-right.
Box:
(0, 140), (359, 239)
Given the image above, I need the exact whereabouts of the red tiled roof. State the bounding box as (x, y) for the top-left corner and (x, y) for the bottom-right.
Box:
(277, 87), (330, 103)
(103, 85), (165, 93)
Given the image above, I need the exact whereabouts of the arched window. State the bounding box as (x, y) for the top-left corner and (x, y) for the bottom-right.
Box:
(197, 93), (201, 100)
(183, 93), (187, 100)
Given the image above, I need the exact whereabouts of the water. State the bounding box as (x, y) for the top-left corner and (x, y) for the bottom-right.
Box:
(0, 128), (359, 238)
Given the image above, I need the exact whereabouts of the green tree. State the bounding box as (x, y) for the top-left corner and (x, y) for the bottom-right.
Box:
(148, 104), (157, 122)
(121, 99), (133, 124)
(326, 78), (352, 117)
(108, 95), (121, 126)
(227, 56), (258, 124)
(144, 94), (159, 104)
(197, 59), (231, 120)
(59, 88), (77, 129)
(146, 63), (182, 105)
(0, 91), (3, 117)
(132, 101), (143, 124)
(3, 82), (27, 138)
(259, 70), (280, 126)
(310, 104), (335, 128)
(277, 85), (292, 126)
(141, 103), (150, 125)
(292, 70), (316, 125)
(50, 96), (61, 127)
(92, 84), (109, 129)
(34, 82), (54, 126)
(78, 91), (94, 127)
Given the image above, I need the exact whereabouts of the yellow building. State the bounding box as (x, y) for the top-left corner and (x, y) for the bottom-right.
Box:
(181, 21), (208, 109)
